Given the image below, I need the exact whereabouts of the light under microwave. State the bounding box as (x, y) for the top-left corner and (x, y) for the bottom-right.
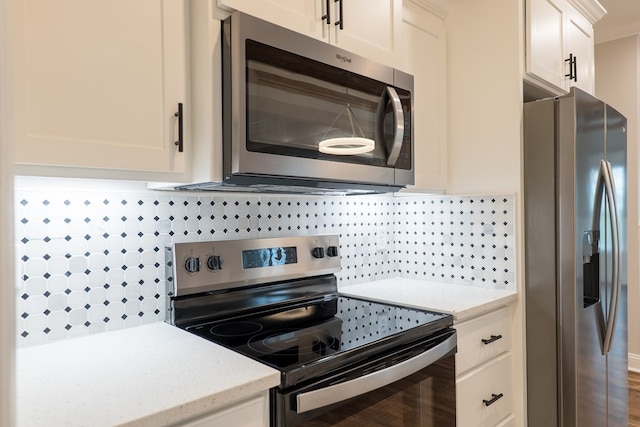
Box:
(181, 11), (414, 194)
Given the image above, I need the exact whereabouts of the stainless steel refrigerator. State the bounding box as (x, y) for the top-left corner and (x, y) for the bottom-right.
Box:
(524, 87), (628, 426)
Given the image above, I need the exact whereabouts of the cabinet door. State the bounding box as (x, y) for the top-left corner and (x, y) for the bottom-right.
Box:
(215, 0), (400, 67)
(565, 6), (594, 94)
(526, 0), (567, 91)
(330, 0), (401, 66)
(13, 0), (188, 178)
(216, 0), (326, 41)
(178, 393), (268, 427)
(399, 0), (446, 192)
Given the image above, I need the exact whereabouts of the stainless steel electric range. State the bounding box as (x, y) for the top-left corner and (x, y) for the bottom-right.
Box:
(166, 235), (456, 426)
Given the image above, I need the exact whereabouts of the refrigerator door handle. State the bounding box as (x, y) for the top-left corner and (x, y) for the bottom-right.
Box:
(592, 160), (621, 355)
(603, 160), (621, 355)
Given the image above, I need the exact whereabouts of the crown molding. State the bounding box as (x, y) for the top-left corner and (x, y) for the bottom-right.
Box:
(406, 0), (451, 20)
(567, 0), (607, 24)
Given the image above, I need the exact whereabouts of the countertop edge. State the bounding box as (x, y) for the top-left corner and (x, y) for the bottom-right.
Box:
(16, 322), (281, 427)
(121, 375), (280, 427)
(339, 278), (519, 322)
(450, 292), (518, 322)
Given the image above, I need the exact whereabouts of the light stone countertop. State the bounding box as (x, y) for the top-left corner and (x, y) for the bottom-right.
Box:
(17, 280), (517, 427)
(340, 278), (518, 321)
(16, 322), (280, 427)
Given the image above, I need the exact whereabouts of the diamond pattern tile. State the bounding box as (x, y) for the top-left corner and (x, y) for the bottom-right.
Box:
(14, 181), (515, 347)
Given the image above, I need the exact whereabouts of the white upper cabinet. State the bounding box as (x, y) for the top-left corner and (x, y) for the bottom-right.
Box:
(217, 0), (401, 66)
(399, 0), (447, 193)
(12, 0), (190, 181)
(215, 0), (325, 41)
(526, 0), (566, 91)
(565, 6), (595, 93)
(329, 0), (401, 66)
(525, 0), (604, 95)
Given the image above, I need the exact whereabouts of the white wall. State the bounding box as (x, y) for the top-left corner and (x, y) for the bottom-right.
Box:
(595, 34), (640, 370)
(1, 0), (16, 424)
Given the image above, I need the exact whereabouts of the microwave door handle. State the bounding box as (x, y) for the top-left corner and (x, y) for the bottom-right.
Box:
(295, 333), (456, 414)
(385, 86), (405, 166)
(601, 160), (621, 355)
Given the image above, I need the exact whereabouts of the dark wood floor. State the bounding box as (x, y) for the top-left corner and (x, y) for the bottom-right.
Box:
(630, 371), (640, 426)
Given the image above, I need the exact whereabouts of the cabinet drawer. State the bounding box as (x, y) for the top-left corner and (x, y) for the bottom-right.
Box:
(456, 352), (512, 427)
(177, 393), (268, 427)
(496, 414), (515, 427)
(455, 306), (511, 374)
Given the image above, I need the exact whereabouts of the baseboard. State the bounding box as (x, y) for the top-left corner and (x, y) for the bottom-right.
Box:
(629, 353), (640, 372)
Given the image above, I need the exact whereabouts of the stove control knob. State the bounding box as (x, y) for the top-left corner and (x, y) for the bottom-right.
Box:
(326, 246), (339, 257)
(184, 257), (201, 273)
(312, 247), (325, 259)
(207, 255), (223, 270)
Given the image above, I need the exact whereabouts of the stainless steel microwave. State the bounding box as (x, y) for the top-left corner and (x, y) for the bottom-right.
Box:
(182, 12), (414, 194)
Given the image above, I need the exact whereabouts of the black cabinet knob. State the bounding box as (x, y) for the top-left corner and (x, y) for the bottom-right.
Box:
(327, 246), (339, 257)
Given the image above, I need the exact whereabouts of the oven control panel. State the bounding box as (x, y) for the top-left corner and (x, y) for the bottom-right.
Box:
(166, 235), (341, 297)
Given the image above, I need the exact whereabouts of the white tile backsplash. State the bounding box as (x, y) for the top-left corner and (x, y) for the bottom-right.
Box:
(394, 196), (515, 288)
(14, 179), (515, 346)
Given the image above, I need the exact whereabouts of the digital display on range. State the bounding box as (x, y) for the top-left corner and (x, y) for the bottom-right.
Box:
(242, 246), (298, 269)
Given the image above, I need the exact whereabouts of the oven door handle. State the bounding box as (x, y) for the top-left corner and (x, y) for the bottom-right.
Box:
(295, 332), (456, 414)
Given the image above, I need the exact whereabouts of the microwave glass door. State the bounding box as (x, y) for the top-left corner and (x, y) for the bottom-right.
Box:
(245, 40), (411, 170)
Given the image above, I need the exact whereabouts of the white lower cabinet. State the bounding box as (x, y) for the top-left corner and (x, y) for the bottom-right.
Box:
(455, 306), (513, 427)
(495, 414), (516, 427)
(175, 392), (269, 427)
(457, 353), (513, 427)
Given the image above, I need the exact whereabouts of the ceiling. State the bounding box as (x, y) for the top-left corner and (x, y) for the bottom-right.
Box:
(594, 0), (640, 43)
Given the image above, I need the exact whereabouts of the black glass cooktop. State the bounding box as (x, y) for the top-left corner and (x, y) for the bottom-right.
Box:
(186, 295), (452, 387)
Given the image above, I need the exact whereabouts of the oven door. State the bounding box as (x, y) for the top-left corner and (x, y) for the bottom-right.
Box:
(273, 329), (456, 427)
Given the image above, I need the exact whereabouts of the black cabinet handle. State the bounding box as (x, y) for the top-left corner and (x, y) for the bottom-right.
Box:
(334, 0), (343, 30)
(481, 334), (502, 345)
(322, 0), (331, 24)
(483, 393), (504, 407)
(564, 54), (573, 80)
(565, 53), (577, 82)
(174, 102), (183, 152)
